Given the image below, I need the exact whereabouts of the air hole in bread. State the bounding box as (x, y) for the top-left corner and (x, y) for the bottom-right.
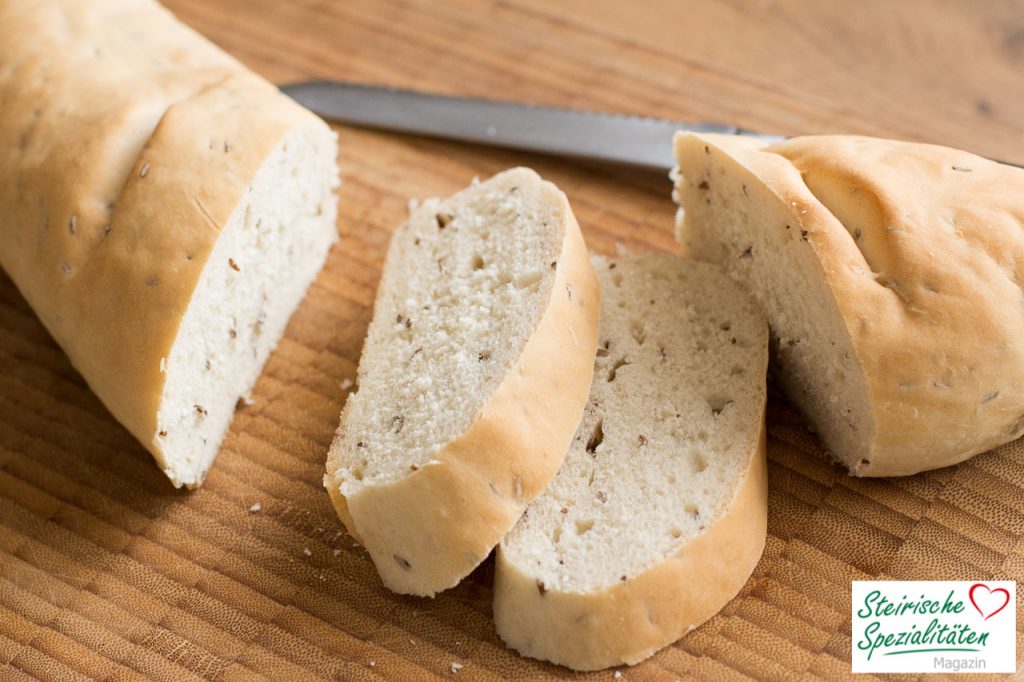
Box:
(719, 321), (731, 331)
(514, 270), (543, 290)
(471, 254), (485, 270)
(707, 395), (733, 415)
(551, 526), (562, 544)
(607, 358), (629, 382)
(586, 419), (604, 454)
(670, 528), (682, 539)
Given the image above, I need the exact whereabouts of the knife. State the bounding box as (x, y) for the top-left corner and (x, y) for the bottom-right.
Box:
(281, 80), (783, 173)
(282, 80), (1021, 172)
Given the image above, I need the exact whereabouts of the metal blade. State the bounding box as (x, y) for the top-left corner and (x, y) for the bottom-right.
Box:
(281, 80), (783, 172)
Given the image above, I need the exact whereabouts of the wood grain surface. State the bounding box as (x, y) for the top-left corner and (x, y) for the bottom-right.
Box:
(2, 0), (1024, 679)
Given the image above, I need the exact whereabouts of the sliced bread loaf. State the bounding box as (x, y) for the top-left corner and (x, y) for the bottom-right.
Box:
(673, 132), (1024, 476)
(324, 168), (600, 596)
(494, 252), (768, 670)
(0, 0), (339, 487)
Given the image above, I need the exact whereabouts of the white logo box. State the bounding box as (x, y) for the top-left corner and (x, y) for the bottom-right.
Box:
(851, 580), (1016, 674)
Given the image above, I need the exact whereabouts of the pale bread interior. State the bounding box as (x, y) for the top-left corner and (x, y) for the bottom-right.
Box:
(156, 124), (339, 487)
(673, 135), (874, 471)
(500, 252), (767, 593)
(329, 168), (566, 493)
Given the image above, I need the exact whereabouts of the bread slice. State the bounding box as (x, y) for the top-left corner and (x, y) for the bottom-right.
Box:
(673, 132), (1024, 476)
(494, 252), (768, 670)
(0, 0), (338, 487)
(324, 168), (599, 597)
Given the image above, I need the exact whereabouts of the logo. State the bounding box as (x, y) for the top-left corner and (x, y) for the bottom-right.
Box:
(851, 581), (1016, 673)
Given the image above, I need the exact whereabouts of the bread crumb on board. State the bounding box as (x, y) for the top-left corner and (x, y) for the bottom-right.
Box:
(249, 502), (261, 513)
(450, 662), (463, 673)
(303, 547), (312, 556)
(340, 378), (354, 391)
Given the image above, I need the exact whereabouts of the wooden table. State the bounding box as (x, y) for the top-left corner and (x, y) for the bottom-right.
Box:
(2, 1), (1024, 679)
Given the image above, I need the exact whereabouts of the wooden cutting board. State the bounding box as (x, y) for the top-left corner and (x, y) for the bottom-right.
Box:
(2, 1), (1024, 679)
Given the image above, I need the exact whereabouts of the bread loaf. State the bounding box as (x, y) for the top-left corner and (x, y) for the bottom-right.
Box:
(324, 168), (599, 596)
(494, 252), (768, 670)
(673, 132), (1024, 476)
(0, 0), (339, 486)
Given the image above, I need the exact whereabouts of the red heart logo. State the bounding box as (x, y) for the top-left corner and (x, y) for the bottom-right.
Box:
(969, 583), (1010, 621)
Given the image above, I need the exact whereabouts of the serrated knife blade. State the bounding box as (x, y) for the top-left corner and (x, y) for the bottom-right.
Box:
(281, 80), (784, 172)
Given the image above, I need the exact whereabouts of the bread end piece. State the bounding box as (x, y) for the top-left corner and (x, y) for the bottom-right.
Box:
(674, 131), (1024, 476)
(155, 112), (339, 487)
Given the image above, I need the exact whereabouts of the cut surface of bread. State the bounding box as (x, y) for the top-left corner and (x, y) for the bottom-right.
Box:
(0, 0), (339, 487)
(673, 132), (1024, 476)
(325, 168), (599, 596)
(156, 122), (338, 487)
(494, 252), (768, 670)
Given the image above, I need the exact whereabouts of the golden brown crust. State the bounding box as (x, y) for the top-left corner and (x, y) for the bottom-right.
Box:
(675, 132), (1024, 476)
(325, 193), (600, 596)
(493, 423), (767, 670)
(0, 1), (332, 478)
